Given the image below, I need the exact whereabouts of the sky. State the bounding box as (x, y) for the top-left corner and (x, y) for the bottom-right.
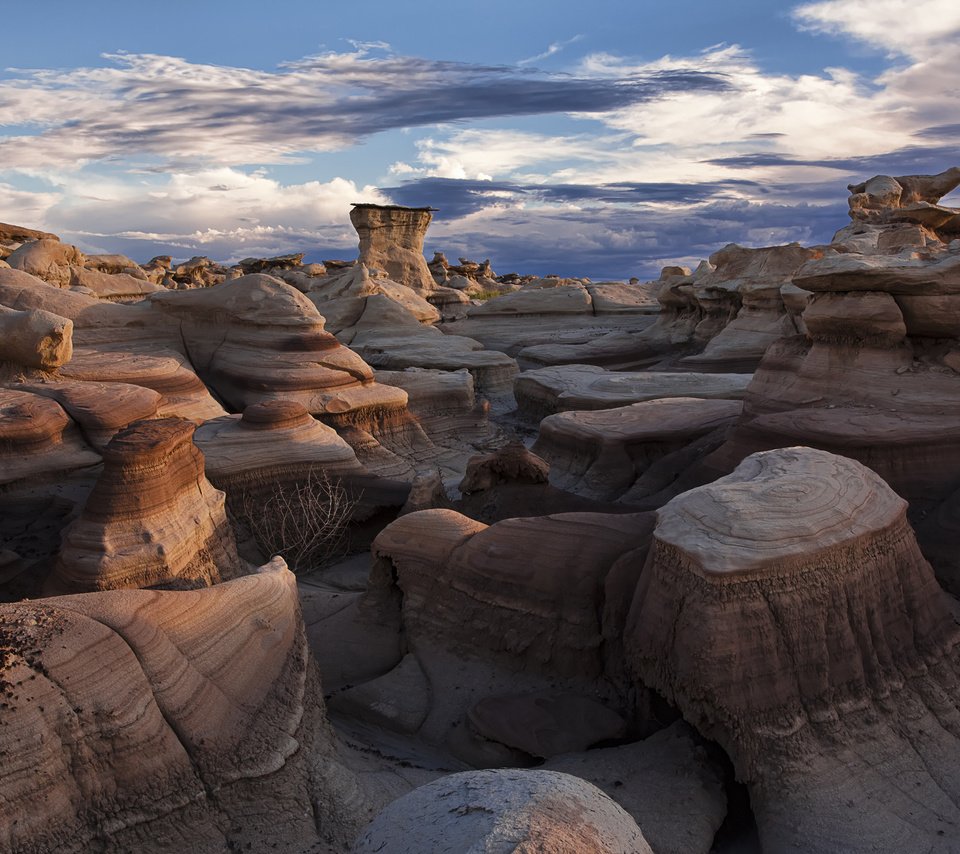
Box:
(1, 0), (959, 280)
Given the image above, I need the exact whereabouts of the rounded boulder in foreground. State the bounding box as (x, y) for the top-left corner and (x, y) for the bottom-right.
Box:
(352, 768), (652, 853)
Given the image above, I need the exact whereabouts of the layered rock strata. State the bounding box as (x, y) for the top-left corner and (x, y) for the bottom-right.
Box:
(19, 380), (161, 450)
(626, 447), (960, 853)
(0, 559), (365, 853)
(194, 400), (410, 516)
(0, 389), (100, 487)
(49, 418), (242, 593)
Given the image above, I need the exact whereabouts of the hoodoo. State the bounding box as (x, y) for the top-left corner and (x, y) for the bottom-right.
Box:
(627, 447), (960, 852)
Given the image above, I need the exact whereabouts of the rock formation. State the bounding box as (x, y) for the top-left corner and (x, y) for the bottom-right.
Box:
(0, 306), (73, 370)
(349, 203), (439, 292)
(194, 400), (410, 521)
(626, 447), (960, 852)
(514, 363), (751, 423)
(543, 722), (727, 854)
(352, 769), (652, 853)
(518, 244), (818, 372)
(533, 397), (743, 501)
(0, 388), (100, 488)
(48, 418), (243, 593)
(0, 558), (365, 853)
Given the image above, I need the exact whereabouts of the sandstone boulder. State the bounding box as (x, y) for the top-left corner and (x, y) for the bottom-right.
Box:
(0, 305), (73, 369)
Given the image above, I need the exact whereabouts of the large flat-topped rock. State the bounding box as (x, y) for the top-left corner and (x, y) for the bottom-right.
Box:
(655, 446), (905, 576)
(533, 397), (743, 501)
(628, 445), (960, 852)
(515, 364), (752, 422)
(794, 250), (960, 295)
(195, 400), (362, 483)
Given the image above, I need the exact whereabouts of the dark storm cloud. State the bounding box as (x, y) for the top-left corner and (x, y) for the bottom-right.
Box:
(0, 52), (729, 168)
(383, 176), (759, 219)
(706, 142), (960, 179)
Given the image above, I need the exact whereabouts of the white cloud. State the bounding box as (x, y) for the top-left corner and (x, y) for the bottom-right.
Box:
(0, 182), (61, 229)
(792, 0), (960, 57)
(26, 167), (387, 254)
(518, 35), (585, 67)
(392, 128), (629, 182)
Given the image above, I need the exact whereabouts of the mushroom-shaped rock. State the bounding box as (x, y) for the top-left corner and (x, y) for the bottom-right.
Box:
(0, 306), (73, 369)
(0, 559), (365, 853)
(350, 203), (437, 292)
(458, 441), (550, 494)
(626, 447), (960, 853)
(352, 769), (652, 854)
(49, 418), (243, 593)
(149, 273), (408, 422)
(0, 389), (100, 487)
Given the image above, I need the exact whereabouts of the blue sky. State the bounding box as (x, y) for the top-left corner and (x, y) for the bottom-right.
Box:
(1, 0), (959, 279)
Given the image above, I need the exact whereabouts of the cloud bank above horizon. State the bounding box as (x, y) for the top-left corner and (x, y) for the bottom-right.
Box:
(1, 0), (959, 279)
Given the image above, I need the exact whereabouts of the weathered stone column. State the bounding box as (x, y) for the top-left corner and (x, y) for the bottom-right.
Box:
(350, 203), (437, 291)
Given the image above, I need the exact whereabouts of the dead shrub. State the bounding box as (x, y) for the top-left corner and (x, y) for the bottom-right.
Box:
(232, 470), (358, 573)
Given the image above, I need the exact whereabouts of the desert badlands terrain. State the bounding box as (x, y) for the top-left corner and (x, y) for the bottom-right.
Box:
(2, 167), (960, 852)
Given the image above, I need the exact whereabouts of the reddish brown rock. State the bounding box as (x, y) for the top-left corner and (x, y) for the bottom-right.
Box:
(48, 418), (243, 593)
(626, 447), (960, 852)
(0, 559), (365, 853)
(19, 380), (161, 449)
(458, 441), (550, 494)
(0, 221), (59, 242)
(62, 346), (226, 423)
(0, 389), (100, 487)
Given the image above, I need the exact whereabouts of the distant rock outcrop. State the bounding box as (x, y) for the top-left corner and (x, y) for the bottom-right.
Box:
(514, 364), (751, 423)
(350, 204), (439, 292)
